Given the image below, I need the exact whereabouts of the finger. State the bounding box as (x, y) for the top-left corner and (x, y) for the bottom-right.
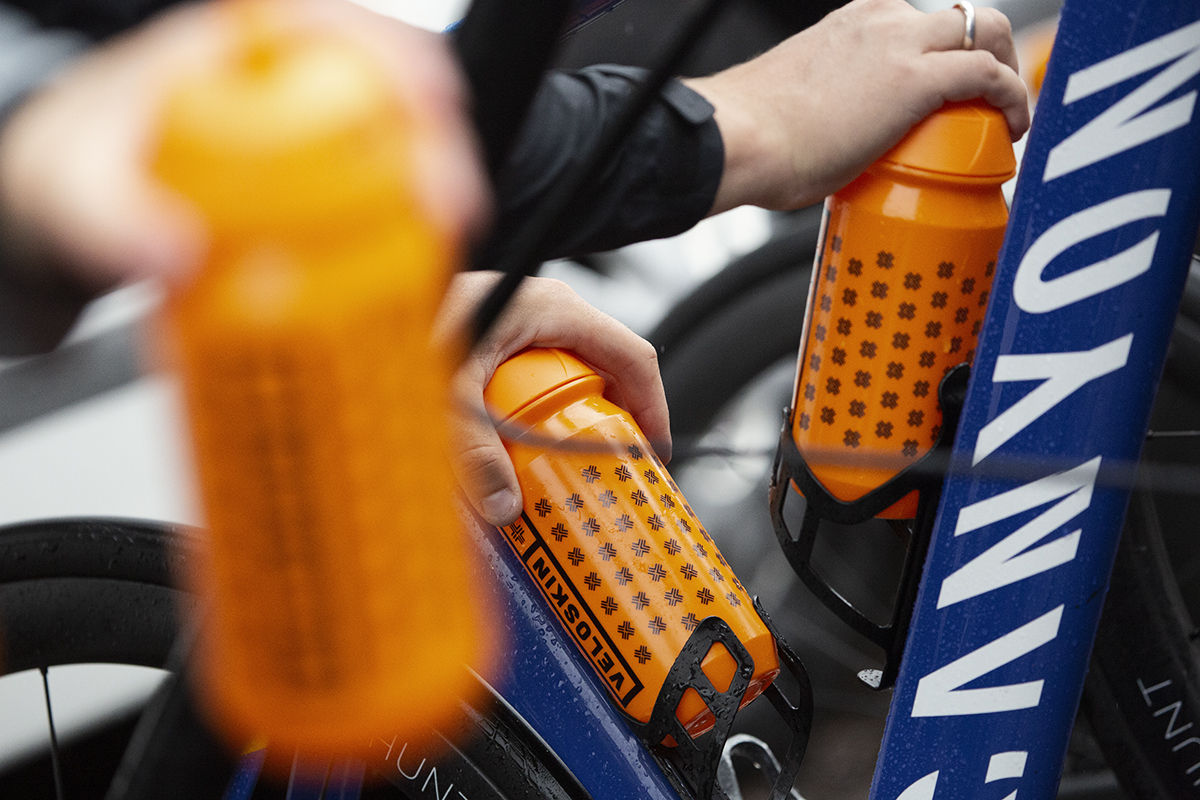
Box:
(492, 288), (673, 462)
(439, 274), (673, 522)
(570, 333), (672, 463)
(447, 358), (524, 527)
(920, 6), (980, 52)
(921, 5), (1018, 74)
(973, 7), (1019, 74)
(47, 142), (205, 287)
(925, 49), (1031, 139)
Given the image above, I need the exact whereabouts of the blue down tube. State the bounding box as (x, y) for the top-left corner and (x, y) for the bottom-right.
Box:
(472, 520), (680, 800)
(870, 1), (1200, 799)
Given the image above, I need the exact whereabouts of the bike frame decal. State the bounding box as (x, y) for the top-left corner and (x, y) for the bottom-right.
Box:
(468, 518), (680, 800)
(871, 1), (1200, 798)
(507, 513), (646, 707)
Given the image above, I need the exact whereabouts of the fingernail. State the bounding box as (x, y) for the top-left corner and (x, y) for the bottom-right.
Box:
(481, 489), (520, 525)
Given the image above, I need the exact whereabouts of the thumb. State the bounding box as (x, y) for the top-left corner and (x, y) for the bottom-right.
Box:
(447, 384), (523, 527)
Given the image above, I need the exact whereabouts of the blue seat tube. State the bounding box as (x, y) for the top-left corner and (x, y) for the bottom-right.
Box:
(870, 1), (1200, 798)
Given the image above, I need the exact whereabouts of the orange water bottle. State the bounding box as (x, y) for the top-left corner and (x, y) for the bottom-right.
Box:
(153, 13), (489, 754)
(791, 101), (1016, 518)
(484, 348), (780, 740)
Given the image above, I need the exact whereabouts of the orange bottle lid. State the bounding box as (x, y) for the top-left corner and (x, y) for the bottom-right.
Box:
(484, 348), (601, 422)
(154, 24), (411, 231)
(879, 100), (1017, 180)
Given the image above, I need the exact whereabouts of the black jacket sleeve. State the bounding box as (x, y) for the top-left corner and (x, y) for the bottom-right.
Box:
(486, 64), (724, 263)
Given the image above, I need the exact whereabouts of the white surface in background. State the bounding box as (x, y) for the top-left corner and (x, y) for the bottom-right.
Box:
(0, 376), (200, 529)
(63, 281), (162, 346)
(0, 373), (194, 769)
(542, 206), (774, 336)
(1004, 131), (1028, 206)
(623, 205), (774, 288)
(0, 665), (168, 772)
(348, 0), (470, 31)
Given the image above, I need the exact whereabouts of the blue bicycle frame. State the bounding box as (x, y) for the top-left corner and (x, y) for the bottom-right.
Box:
(871, 1), (1200, 798)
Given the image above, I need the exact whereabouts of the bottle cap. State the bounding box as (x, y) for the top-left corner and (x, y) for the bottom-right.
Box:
(879, 100), (1016, 180)
(154, 24), (412, 230)
(484, 348), (600, 422)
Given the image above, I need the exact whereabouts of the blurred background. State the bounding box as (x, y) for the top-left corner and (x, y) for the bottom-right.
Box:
(0, 0), (1072, 797)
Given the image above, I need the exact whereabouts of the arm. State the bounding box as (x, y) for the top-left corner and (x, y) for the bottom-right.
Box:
(451, 0), (1030, 526)
(479, 0), (1029, 262)
(691, 0), (1030, 214)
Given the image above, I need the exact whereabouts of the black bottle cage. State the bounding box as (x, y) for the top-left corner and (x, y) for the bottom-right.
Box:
(627, 602), (814, 800)
(768, 364), (969, 690)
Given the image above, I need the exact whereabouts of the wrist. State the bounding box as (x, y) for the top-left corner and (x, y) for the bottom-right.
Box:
(684, 71), (794, 214)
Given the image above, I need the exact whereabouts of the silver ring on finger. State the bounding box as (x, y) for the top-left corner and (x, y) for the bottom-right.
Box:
(953, 0), (976, 50)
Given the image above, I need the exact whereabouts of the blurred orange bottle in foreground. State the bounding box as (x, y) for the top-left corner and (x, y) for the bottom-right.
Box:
(153, 11), (489, 755)
(791, 101), (1016, 518)
(485, 348), (779, 741)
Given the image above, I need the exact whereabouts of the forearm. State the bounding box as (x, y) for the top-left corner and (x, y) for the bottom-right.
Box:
(684, 71), (793, 216)
(684, 0), (1030, 218)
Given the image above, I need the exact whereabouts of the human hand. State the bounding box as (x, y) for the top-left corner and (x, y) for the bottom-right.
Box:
(688, 0), (1030, 214)
(0, 0), (488, 291)
(435, 272), (671, 527)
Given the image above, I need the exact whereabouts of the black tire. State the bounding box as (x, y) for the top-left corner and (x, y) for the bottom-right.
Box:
(649, 207), (822, 360)
(0, 519), (194, 798)
(654, 235), (1200, 799)
(1084, 260), (1200, 800)
(0, 518), (591, 800)
(1084, 491), (1200, 800)
(0, 518), (192, 673)
(658, 266), (812, 444)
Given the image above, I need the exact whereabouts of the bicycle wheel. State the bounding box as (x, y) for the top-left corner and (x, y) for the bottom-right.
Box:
(1082, 259), (1200, 800)
(0, 518), (197, 797)
(0, 518), (593, 800)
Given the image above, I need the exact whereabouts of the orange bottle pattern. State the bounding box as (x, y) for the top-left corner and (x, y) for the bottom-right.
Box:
(154, 15), (488, 754)
(792, 101), (1016, 518)
(485, 349), (779, 740)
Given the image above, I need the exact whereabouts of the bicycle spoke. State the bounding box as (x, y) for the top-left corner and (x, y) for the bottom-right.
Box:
(40, 666), (65, 800)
